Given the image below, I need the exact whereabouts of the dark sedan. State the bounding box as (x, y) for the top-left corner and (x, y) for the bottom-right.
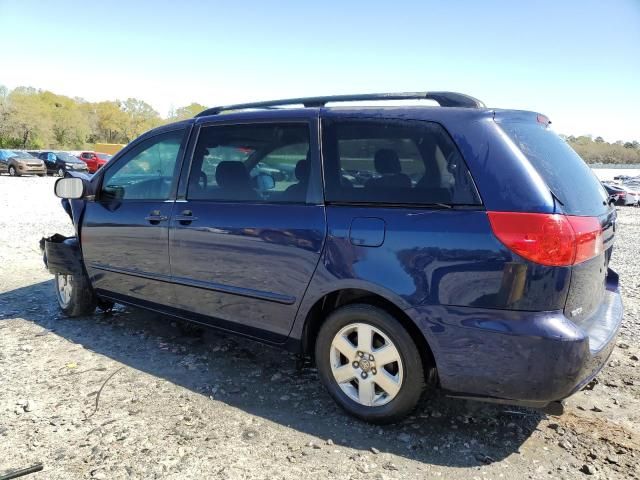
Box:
(38, 151), (89, 176)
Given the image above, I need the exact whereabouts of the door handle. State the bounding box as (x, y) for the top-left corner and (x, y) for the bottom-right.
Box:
(145, 210), (168, 224)
(174, 210), (198, 225)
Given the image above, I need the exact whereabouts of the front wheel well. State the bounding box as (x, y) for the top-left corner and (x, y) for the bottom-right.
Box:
(301, 289), (437, 382)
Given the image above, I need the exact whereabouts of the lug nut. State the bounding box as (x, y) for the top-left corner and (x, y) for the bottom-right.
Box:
(368, 354), (374, 361)
(371, 368), (377, 375)
(352, 361), (359, 368)
(358, 351), (364, 358)
(361, 372), (368, 379)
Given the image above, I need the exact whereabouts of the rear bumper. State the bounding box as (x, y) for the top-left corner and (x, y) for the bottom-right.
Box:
(406, 275), (623, 408)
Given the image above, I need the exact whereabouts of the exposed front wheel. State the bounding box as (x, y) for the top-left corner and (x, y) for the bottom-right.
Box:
(8, 166), (18, 176)
(315, 304), (425, 424)
(55, 273), (97, 317)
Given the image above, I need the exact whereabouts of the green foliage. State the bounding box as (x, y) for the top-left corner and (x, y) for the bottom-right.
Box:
(168, 103), (207, 121)
(1, 84), (638, 165)
(566, 136), (640, 165)
(0, 85), (208, 149)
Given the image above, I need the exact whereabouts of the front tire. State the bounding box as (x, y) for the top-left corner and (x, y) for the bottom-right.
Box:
(55, 272), (97, 317)
(8, 166), (19, 176)
(315, 304), (425, 424)
(57, 167), (65, 177)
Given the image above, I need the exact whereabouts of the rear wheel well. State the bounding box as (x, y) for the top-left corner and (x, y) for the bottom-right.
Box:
(302, 289), (437, 382)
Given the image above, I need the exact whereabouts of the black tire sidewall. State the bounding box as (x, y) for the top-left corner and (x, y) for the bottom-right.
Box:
(315, 304), (425, 424)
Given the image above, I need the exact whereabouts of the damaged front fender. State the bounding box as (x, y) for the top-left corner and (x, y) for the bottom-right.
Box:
(39, 234), (85, 276)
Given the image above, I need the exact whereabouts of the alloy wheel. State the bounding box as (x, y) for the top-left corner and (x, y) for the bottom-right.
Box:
(330, 322), (404, 407)
(55, 274), (73, 308)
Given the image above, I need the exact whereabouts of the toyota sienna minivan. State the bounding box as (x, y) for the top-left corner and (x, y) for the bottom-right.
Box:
(43, 92), (622, 423)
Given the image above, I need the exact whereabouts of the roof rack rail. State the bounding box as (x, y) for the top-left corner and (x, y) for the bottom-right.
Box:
(195, 91), (485, 117)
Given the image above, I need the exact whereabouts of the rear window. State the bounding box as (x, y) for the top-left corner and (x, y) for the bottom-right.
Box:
(322, 119), (481, 206)
(498, 121), (609, 216)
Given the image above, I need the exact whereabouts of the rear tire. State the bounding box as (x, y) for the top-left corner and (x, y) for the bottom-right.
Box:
(55, 272), (97, 317)
(315, 304), (425, 424)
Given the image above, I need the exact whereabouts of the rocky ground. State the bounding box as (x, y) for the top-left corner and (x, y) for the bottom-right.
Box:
(0, 176), (638, 479)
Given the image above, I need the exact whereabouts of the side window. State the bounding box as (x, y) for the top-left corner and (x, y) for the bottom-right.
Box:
(101, 129), (185, 201)
(188, 123), (310, 203)
(322, 119), (481, 205)
(249, 143), (309, 194)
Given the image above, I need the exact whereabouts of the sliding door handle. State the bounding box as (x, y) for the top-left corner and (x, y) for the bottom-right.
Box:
(145, 210), (168, 224)
(174, 210), (198, 225)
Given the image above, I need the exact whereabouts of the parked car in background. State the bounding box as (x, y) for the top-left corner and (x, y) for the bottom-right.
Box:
(0, 151), (8, 174)
(603, 183), (639, 206)
(45, 91), (621, 424)
(603, 184), (627, 205)
(37, 151), (89, 176)
(73, 151), (111, 173)
(618, 185), (640, 206)
(0, 150), (46, 176)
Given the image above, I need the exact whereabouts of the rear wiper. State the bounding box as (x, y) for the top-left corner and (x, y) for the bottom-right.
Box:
(550, 189), (565, 207)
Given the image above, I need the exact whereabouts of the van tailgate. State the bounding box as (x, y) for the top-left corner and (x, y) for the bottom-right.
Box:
(564, 209), (616, 325)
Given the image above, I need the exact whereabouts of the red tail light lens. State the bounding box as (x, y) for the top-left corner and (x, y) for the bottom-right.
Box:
(567, 215), (604, 264)
(487, 212), (603, 266)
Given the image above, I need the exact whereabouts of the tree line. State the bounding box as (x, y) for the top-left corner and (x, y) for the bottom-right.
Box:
(1, 85), (639, 164)
(562, 135), (640, 165)
(0, 85), (206, 149)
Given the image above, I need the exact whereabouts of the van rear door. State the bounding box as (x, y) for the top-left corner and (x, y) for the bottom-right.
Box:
(496, 115), (615, 325)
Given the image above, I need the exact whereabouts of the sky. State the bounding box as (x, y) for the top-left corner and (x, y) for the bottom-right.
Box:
(1, 0), (639, 141)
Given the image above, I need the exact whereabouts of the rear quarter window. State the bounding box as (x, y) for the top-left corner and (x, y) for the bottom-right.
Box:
(322, 118), (481, 206)
(497, 121), (609, 216)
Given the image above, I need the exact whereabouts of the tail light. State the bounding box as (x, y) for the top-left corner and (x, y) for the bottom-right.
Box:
(488, 212), (603, 266)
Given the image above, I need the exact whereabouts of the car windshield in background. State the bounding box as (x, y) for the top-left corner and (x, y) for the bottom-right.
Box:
(0, 150), (16, 160)
(55, 152), (81, 162)
(497, 121), (609, 216)
(12, 150), (36, 158)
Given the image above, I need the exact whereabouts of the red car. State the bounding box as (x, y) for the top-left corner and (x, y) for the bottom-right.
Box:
(76, 151), (111, 173)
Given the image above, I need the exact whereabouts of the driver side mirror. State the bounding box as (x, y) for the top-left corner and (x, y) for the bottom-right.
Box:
(54, 177), (86, 199)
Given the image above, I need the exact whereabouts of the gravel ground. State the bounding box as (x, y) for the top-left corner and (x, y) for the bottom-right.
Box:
(0, 175), (638, 480)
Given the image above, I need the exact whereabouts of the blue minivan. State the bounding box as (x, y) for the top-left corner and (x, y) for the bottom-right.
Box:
(45, 92), (622, 424)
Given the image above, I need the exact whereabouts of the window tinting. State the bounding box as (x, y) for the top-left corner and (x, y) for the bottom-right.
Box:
(101, 129), (185, 201)
(188, 124), (310, 203)
(498, 121), (609, 216)
(322, 119), (480, 205)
